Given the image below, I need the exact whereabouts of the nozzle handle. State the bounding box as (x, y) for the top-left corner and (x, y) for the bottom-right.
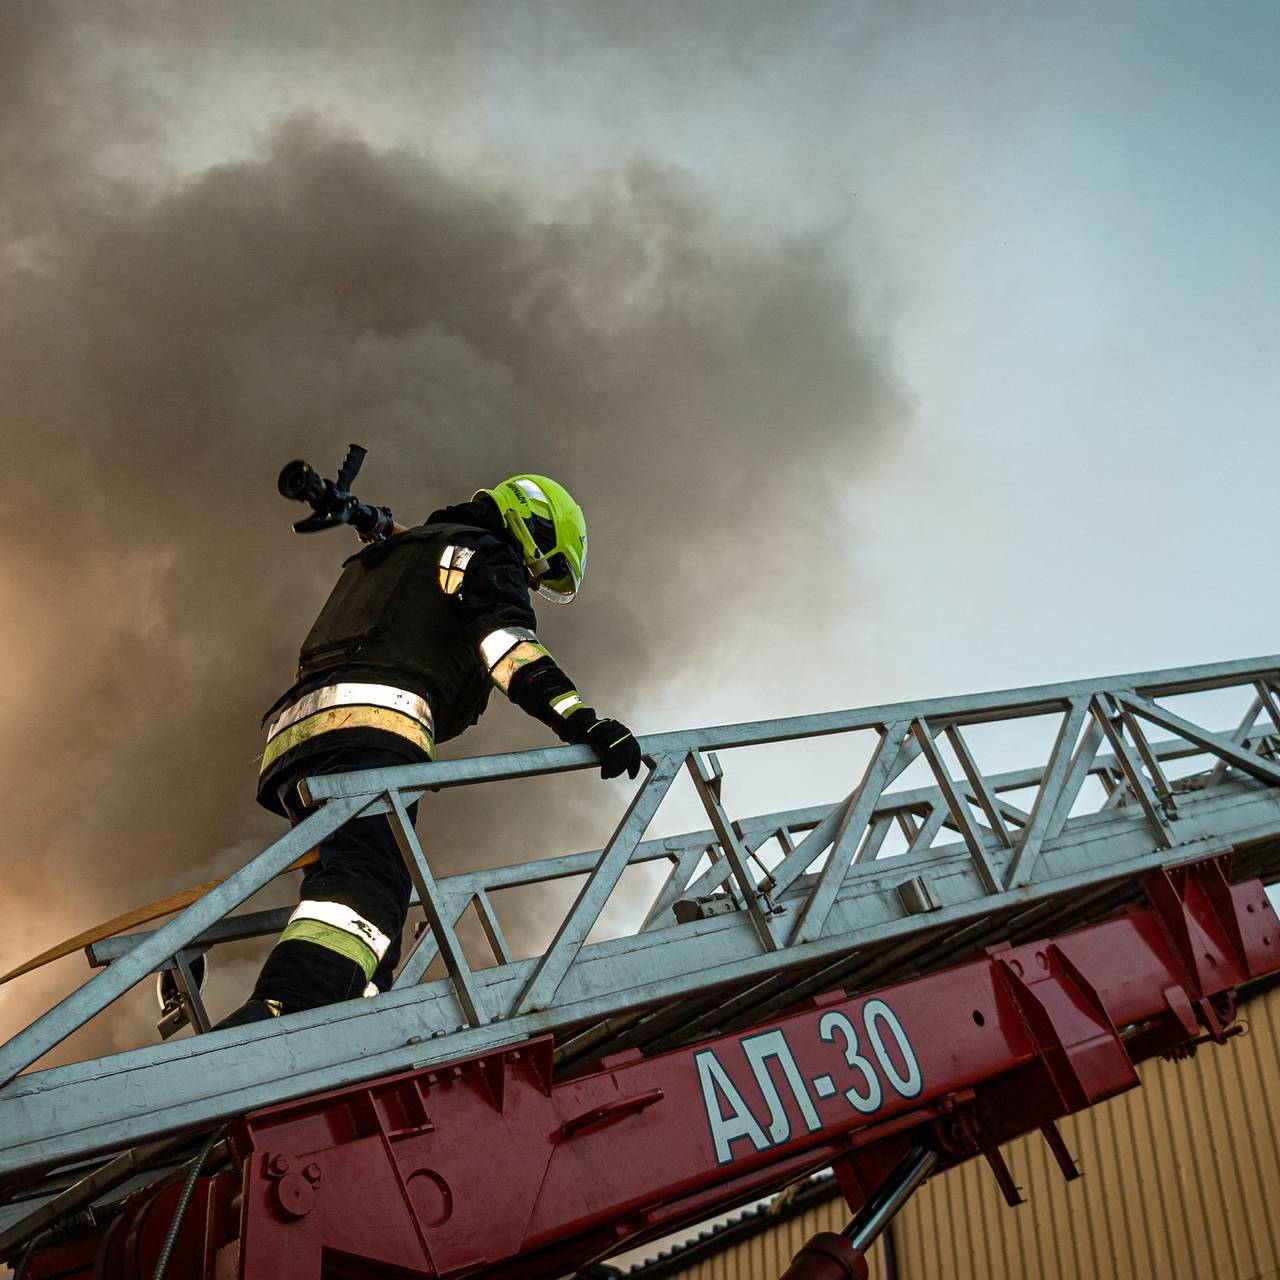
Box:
(336, 443), (367, 494)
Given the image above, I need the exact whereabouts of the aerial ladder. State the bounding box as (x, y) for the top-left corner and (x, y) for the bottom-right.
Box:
(2, 654), (1279, 1279)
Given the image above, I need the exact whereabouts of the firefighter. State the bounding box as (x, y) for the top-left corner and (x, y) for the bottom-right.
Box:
(217, 475), (641, 1028)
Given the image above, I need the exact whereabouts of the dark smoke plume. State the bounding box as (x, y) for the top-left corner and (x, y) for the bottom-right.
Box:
(0, 4), (906, 1062)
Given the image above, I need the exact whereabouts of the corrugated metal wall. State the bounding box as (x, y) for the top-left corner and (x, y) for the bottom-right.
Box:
(654, 985), (1280, 1280)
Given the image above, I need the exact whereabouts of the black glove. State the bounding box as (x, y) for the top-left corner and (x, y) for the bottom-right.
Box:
(578, 715), (643, 780)
(507, 658), (641, 778)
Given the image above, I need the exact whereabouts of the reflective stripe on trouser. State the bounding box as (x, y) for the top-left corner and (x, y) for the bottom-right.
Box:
(279, 899), (391, 981)
(249, 745), (422, 1013)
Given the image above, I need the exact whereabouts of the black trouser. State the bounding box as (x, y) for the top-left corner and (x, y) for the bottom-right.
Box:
(250, 744), (419, 1012)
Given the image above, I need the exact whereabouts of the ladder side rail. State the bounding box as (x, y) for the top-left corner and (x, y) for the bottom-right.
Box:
(299, 654), (1280, 805)
(89, 906), (303, 968)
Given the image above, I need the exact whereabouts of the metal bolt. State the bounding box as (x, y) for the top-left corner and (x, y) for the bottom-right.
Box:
(406, 1035), (423, 1046)
(269, 1154), (291, 1176)
(304, 1162), (322, 1183)
(271, 1172), (317, 1220)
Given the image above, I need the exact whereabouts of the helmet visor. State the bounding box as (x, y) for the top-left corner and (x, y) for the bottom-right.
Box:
(525, 512), (559, 556)
(537, 551), (580, 604)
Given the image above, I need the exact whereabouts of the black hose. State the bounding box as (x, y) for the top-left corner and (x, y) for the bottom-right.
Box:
(11, 1229), (49, 1280)
(151, 1129), (222, 1280)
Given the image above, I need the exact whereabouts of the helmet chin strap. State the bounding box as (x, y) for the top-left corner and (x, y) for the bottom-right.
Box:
(500, 508), (553, 577)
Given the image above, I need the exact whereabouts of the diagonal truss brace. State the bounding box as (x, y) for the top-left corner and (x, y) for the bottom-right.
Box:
(1119, 691), (1280, 788)
(511, 752), (685, 1015)
(789, 721), (913, 945)
(686, 753), (779, 951)
(0, 796), (370, 1088)
(1004, 699), (1091, 889)
(912, 717), (1002, 893)
(386, 790), (488, 1025)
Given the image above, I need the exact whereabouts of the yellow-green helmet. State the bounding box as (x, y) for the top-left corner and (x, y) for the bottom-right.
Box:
(475, 474), (588, 603)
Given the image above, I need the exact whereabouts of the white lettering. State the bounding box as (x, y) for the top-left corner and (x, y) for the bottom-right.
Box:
(818, 1009), (882, 1114)
(695, 1049), (768, 1164)
(741, 1029), (822, 1144)
(864, 999), (923, 1098)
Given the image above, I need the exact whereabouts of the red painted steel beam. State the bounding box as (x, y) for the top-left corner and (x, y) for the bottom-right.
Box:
(20, 856), (1279, 1280)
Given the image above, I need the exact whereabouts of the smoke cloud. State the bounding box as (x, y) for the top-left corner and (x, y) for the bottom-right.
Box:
(0, 3), (907, 1062)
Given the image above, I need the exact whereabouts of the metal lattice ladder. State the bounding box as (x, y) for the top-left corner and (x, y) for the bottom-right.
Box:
(2, 654), (1280, 1235)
